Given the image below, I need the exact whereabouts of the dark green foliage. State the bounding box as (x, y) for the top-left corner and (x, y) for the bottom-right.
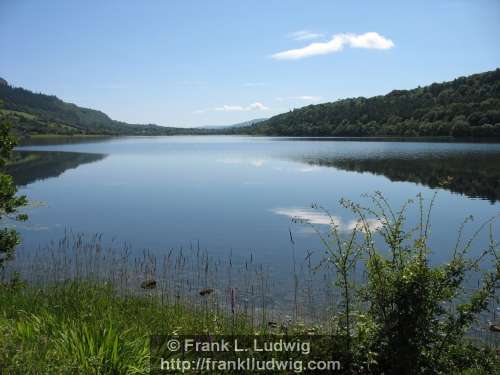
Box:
(0, 84), (220, 136)
(313, 193), (499, 374)
(3, 69), (499, 138)
(299, 152), (500, 203)
(0, 121), (27, 271)
(242, 69), (500, 137)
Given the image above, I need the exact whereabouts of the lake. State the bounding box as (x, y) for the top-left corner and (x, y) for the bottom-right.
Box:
(6, 136), (500, 312)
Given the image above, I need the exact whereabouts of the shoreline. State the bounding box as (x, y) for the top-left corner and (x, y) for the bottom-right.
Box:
(19, 133), (500, 143)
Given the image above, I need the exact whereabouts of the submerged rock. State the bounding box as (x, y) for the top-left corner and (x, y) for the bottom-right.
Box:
(199, 288), (214, 296)
(141, 279), (157, 289)
(489, 323), (500, 333)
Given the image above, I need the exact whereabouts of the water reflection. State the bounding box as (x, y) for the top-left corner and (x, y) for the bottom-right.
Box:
(19, 136), (113, 146)
(6, 137), (500, 305)
(294, 152), (500, 203)
(271, 207), (383, 231)
(6, 151), (106, 186)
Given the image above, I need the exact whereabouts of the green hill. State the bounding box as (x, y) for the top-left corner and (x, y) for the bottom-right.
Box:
(0, 80), (213, 136)
(243, 69), (500, 137)
(3, 69), (500, 138)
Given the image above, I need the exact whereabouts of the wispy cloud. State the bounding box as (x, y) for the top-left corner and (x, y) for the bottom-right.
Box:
(272, 32), (394, 60)
(214, 102), (269, 112)
(289, 30), (324, 41)
(272, 208), (333, 225)
(248, 102), (269, 111)
(271, 207), (383, 232)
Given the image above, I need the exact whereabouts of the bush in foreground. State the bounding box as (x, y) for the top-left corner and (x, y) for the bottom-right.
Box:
(309, 193), (499, 374)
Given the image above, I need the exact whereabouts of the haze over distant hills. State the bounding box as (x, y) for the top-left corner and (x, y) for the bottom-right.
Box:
(198, 118), (268, 130)
(1, 69), (500, 138)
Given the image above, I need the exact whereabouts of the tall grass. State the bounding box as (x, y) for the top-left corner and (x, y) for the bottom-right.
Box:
(0, 281), (258, 374)
(10, 230), (338, 325)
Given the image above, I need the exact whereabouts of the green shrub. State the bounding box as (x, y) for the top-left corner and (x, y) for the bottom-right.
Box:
(313, 192), (499, 374)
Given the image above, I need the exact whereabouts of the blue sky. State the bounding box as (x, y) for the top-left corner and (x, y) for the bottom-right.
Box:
(1, 0), (499, 127)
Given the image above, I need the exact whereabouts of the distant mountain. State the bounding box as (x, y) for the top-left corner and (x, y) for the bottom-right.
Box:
(242, 69), (500, 137)
(199, 118), (268, 129)
(0, 81), (215, 136)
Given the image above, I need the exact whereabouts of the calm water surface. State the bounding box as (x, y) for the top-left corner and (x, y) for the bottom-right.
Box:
(8, 136), (500, 299)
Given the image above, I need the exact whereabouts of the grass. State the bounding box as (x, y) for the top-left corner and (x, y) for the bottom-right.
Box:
(0, 109), (37, 120)
(0, 281), (256, 374)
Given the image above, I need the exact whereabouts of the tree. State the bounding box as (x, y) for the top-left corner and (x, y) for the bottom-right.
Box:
(239, 69), (500, 138)
(450, 116), (471, 137)
(0, 121), (27, 273)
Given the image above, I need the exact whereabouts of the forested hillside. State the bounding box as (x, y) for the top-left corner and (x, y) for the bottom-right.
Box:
(2, 69), (500, 137)
(0, 81), (214, 136)
(243, 69), (500, 137)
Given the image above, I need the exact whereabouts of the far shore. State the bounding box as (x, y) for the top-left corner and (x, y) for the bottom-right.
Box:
(18, 133), (500, 145)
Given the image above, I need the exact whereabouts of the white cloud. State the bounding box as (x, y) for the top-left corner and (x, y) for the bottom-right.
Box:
(272, 208), (334, 225)
(289, 30), (324, 41)
(271, 32), (394, 60)
(344, 218), (383, 232)
(271, 207), (383, 232)
(247, 102), (269, 110)
(214, 102), (269, 112)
